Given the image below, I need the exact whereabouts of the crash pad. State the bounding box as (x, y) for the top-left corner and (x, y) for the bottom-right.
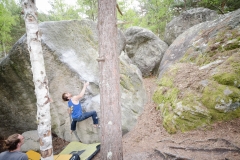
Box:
(59, 141), (100, 160)
(26, 150), (71, 160)
(54, 154), (72, 160)
(26, 150), (41, 160)
(26, 141), (100, 160)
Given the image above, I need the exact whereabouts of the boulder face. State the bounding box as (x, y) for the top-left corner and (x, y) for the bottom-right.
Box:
(125, 26), (168, 77)
(0, 20), (146, 143)
(0, 37), (36, 136)
(155, 9), (240, 134)
(164, 7), (219, 45)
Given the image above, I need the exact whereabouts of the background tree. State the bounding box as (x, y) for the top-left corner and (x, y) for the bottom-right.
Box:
(0, 2), (16, 58)
(98, 0), (123, 159)
(0, 0), (25, 59)
(139, 0), (174, 38)
(76, 0), (98, 21)
(225, 0), (240, 12)
(8, 0), (26, 46)
(21, 0), (53, 159)
(48, 0), (80, 21)
(116, 1), (147, 30)
(198, 0), (240, 13)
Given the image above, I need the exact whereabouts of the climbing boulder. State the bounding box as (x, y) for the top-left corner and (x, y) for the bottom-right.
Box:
(155, 9), (240, 133)
(164, 7), (218, 45)
(125, 26), (168, 77)
(0, 20), (146, 143)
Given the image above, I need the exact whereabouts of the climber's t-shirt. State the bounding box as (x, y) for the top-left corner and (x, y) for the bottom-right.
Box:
(68, 99), (82, 119)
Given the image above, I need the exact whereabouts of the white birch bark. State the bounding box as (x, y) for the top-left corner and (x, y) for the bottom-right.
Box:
(21, 0), (53, 159)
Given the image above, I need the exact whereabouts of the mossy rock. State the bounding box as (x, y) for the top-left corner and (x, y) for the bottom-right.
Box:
(201, 80), (240, 121)
(155, 9), (240, 134)
(174, 102), (211, 132)
(154, 53), (239, 134)
(212, 53), (240, 87)
(153, 69), (211, 134)
(163, 113), (177, 134)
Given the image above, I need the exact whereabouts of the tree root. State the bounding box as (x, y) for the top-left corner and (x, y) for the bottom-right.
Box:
(154, 149), (193, 160)
(155, 138), (240, 159)
(169, 146), (240, 153)
(158, 138), (240, 150)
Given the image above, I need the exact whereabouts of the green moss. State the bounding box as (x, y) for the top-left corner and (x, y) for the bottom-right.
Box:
(180, 26), (240, 67)
(156, 66), (178, 87)
(201, 80), (240, 121)
(180, 51), (216, 67)
(207, 107), (240, 122)
(213, 72), (239, 86)
(120, 74), (134, 92)
(212, 53), (240, 87)
(180, 48), (196, 63)
(163, 113), (177, 134)
(153, 87), (179, 107)
(153, 67), (179, 105)
(174, 110), (211, 132)
(195, 53), (212, 66)
(181, 91), (200, 106)
(229, 55), (240, 75)
(224, 41), (240, 51)
(173, 91), (211, 132)
(157, 76), (173, 87)
(153, 69), (180, 133)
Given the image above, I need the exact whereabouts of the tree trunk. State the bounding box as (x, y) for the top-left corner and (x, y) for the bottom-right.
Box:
(98, 0), (123, 159)
(21, 0), (53, 159)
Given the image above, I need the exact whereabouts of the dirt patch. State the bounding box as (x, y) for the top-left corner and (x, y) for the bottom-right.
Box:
(52, 134), (70, 155)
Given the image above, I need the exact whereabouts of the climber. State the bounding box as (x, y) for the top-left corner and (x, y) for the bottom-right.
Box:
(62, 81), (99, 133)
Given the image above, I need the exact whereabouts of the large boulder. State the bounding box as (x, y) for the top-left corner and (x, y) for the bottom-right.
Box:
(125, 27), (168, 77)
(0, 20), (146, 143)
(155, 9), (240, 133)
(164, 7), (219, 45)
(21, 130), (39, 152)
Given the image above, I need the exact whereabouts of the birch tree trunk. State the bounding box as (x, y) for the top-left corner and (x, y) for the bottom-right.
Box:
(98, 0), (123, 159)
(21, 0), (53, 159)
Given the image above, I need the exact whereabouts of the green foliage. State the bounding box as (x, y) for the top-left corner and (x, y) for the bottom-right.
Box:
(172, 0), (200, 13)
(7, 0), (25, 45)
(117, 8), (147, 30)
(116, 1), (147, 30)
(0, 1), (16, 58)
(197, 0), (240, 13)
(76, 0), (98, 21)
(139, 0), (175, 38)
(225, 0), (240, 12)
(48, 0), (81, 21)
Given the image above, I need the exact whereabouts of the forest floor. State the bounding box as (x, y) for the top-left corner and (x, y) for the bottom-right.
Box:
(1, 77), (240, 160)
